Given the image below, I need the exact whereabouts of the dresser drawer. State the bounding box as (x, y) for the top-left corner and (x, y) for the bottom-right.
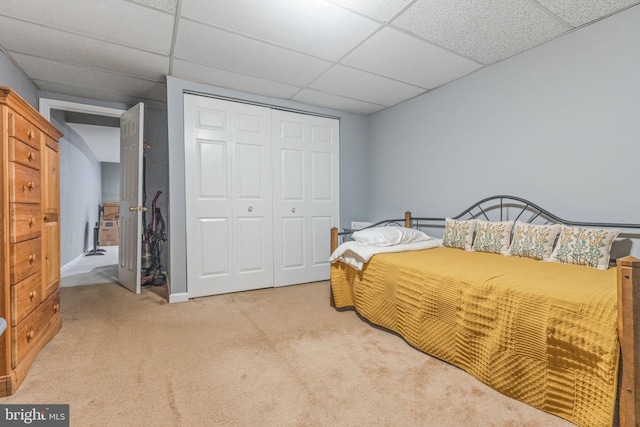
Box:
(10, 203), (41, 243)
(9, 138), (41, 170)
(12, 291), (61, 368)
(9, 112), (41, 149)
(10, 272), (42, 326)
(9, 162), (41, 204)
(9, 238), (41, 284)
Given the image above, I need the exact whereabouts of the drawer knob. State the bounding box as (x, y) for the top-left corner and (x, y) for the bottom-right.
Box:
(28, 129), (35, 140)
(27, 330), (34, 341)
(23, 181), (34, 192)
(28, 217), (34, 227)
(27, 152), (34, 161)
(28, 254), (37, 264)
(53, 303), (60, 312)
(29, 290), (36, 300)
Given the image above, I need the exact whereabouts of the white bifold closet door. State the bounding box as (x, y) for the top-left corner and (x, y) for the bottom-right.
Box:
(184, 94), (339, 298)
(272, 110), (339, 287)
(184, 94), (274, 298)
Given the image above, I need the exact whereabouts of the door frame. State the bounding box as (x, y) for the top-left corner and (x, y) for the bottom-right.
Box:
(39, 98), (126, 122)
(39, 97), (127, 273)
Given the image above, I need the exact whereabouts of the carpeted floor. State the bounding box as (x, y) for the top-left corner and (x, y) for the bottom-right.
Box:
(1, 280), (576, 427)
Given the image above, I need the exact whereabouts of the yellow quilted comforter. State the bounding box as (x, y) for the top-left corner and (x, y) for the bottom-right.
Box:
(331, 247), (619, 427)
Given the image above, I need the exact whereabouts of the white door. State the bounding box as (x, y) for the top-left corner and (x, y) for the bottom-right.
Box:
(184, 94), (273, 298)
(272, 110), (339, 287)
(118, 103), (144, 294)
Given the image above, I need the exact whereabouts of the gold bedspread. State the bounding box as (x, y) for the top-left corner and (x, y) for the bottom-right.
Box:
(331, 247), (619, 427)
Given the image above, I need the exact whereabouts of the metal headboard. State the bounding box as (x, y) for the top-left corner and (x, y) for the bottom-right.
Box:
(337, 195), (640, 241)
(410, 195), (640, 231)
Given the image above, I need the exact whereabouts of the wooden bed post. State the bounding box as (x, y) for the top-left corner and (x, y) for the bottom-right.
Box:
(405, 211), (411, 228)
(616, 256), (640, 427)
(329, 227), (339, 307)
(331, 227), (339, 254)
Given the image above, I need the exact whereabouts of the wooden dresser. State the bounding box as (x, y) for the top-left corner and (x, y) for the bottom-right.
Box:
(0, 87), (63, 396)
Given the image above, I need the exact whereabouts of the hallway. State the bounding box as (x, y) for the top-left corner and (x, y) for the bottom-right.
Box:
(61, 246), (118, 287)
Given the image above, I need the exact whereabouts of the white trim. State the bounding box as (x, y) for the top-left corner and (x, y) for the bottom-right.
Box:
(169, 292), (189, 303)
(39, 98), (127, 121)
(60, 253), (85, 273)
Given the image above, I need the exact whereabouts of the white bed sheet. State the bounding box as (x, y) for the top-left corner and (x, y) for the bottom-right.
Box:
(329, 239), (442, 271)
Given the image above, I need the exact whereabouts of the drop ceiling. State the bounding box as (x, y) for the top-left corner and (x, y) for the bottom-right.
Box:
(0, 0), (638, 115)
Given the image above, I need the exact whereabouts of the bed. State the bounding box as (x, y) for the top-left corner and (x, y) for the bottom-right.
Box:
(329, 195), (640, 427)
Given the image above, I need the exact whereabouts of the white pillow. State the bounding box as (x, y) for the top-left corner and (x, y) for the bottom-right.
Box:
(547, 225), (620, 270)
(442, 218), (477, 251)
(352, 226), (431, 247)
(472, 220), (514, 254)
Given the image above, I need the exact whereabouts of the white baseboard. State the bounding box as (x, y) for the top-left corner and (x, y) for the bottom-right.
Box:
(61, 253), (85, 273)
(169, 292), (189, 303)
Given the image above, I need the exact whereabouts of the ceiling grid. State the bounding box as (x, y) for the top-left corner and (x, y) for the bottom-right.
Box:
(0, 0), (637, 114)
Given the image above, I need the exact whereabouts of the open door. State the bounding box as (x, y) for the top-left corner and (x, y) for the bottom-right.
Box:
(118, 103), (144, 293)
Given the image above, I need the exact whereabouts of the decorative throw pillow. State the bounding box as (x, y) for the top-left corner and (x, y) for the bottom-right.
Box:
(548, 225), (620, 270)
(472, 220), (514, 254)
(352, 226), (431, 247)
(442, 218), (477, 250)
(507, 221), (560, 260)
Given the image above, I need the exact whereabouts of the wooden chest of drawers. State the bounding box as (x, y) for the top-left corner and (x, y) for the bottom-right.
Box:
(0, 87), (63, 396)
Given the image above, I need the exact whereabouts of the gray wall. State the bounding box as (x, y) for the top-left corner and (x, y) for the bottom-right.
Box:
(143, 104), (170, 274)
(166, 76), (370, 300)
(50, 110), (103, 267)
(367, 5), (640, 255)
(0, 50), (38, 106)
(101, 162), (120, 203)
(0, 52), (104, 269)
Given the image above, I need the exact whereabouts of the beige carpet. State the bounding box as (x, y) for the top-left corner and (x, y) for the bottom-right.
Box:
(1, 281), (576, 427)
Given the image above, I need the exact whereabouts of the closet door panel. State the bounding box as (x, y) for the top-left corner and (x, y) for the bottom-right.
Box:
(198, 140), (228, 199)
(281, 217), (304, 269)
(185, 94), (273, 298)
(273, 110), (339, 287)
(199, 218), (229, 276)
(311, 216), (332, 266)
(237, 217), (267, 273)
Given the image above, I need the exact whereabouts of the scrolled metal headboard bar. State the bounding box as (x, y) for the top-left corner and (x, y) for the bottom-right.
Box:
(410, 195), (640, 230)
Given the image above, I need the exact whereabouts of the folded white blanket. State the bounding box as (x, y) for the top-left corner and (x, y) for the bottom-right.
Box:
(329, 239), (443, 271)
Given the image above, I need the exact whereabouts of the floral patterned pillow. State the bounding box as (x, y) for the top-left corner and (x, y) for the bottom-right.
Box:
(472, 220), (514, 254)
(548, 225), (620, 270)
(442, 218), (477, 250)
(507, 221), (560, 260)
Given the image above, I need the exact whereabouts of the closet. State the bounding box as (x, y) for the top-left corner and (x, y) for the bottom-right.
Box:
(183, 94), (339, 298)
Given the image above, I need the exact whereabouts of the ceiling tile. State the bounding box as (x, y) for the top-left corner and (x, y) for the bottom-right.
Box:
(309, 65), (425, 106)
(180, 0), (379, 60)
(12, 53), (166, 102)
(342, 27), (482, 89)
(129, 0), (178, 14)
(292, 88), (384, 115)
(327, 0), (414, 22)
(393, 0), (570, 64)
(174, 19), (331, 87)
(536, 0), (639, 27)
(0, 0), (174, 54)
(172, 59), (300, 99)
(0, 17), (168, 81)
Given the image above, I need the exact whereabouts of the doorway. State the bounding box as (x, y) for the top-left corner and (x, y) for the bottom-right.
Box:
(39, 98), (126, 287)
